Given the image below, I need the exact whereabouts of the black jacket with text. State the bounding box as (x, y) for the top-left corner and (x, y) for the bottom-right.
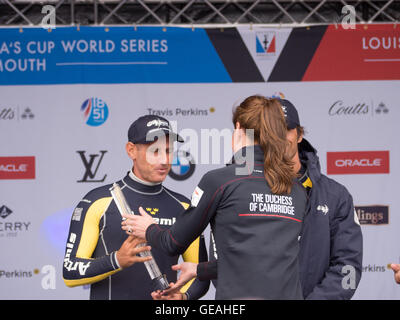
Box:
(197, 139), (363, 300)
(146, 145), (308, 300)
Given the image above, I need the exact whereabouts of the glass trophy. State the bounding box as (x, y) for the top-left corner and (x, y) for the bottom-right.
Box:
(110, 183), (169, 291)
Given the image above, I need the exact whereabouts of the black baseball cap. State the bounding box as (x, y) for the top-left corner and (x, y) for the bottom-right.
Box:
(278, 98), (301, 130)
(128, 115), (184, 144)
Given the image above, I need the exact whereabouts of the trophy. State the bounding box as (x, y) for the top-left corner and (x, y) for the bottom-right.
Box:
(110, 183), (169, 291)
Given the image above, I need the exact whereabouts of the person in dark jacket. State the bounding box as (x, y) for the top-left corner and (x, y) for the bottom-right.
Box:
(296, 139), (363, 299)
(152, 98), (364, 300)
(285, 98), (363, 299)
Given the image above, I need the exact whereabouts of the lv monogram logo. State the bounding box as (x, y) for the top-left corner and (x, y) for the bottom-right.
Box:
(77, 150), (107, 183)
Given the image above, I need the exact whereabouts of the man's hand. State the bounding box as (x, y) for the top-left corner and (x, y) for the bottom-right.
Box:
(158, 262), (198, 296)
(151, 283), (187, 300)
(121, 206), (156, 239)
(390, 264), (400, 284)
(116, 236), (152, 269)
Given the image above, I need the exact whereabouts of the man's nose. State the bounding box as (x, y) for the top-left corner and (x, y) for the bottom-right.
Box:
(158, 151), (169, 165)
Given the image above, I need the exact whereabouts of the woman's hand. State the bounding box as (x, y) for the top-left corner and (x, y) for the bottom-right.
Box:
(121, 206), (156, 239)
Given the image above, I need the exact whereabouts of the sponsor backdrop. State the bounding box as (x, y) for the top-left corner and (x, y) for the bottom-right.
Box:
(0, 24), (399, 300)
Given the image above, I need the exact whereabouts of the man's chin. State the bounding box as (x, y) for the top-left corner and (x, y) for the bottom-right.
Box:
(151, 172), (169, 183)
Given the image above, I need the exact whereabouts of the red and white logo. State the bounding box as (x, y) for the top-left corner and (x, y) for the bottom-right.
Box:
(327, 151), (389, 175)
(256, 31), (276, 56)
(0, 156), (35, 179)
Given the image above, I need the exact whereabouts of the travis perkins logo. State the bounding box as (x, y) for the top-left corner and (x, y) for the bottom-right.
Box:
(355, 205), (389, 225)
(327, 151), (389, 175)
(146, 107), (214, 117)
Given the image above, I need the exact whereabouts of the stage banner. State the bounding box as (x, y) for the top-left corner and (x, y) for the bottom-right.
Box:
(0, 25), (399, 300)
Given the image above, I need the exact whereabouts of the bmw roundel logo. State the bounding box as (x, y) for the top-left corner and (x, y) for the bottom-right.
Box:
(168, 150), (195, 181)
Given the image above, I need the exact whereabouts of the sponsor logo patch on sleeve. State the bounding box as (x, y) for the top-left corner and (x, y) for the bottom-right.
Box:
(72, 207), (83, 221)
(191, 186), (204, 208)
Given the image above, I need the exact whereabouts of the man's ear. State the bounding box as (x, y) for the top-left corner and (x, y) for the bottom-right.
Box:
(126, 142), (137, 161)
(297, 133), (303, 144)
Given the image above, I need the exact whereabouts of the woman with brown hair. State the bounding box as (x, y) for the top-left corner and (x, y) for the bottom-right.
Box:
(122, 95), (308, 299)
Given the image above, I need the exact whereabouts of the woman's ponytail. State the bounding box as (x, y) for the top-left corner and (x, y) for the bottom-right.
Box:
(233, 96), (295, 194)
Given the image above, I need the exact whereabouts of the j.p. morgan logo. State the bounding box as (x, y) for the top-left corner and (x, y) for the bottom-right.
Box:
(327, 151), (389, 175)
(328, 100), (389, 116)
(355, 205), (389, 225)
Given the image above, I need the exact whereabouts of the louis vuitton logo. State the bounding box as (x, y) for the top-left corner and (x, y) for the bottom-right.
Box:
(76, 150), (107, 183)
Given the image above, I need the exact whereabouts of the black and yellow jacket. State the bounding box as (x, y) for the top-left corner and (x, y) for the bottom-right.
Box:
(63, 171), (209, 300)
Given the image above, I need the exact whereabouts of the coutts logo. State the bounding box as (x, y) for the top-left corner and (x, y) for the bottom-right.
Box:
(0, 107), (35, 121)
(329, 100), (389, 116)
(327, 151), (389, 175)
(329, 100), (368, 115)
(355, 205), (389, 225)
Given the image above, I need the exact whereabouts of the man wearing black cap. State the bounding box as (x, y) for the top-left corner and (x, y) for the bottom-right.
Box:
(154, 99), (364, 300)
(62, 115), (209, 300)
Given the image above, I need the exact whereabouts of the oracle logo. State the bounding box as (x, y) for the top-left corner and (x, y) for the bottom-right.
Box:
(0, 164), (28, 172)
(335, 158), (382, 167)
(0, 157), (35, 179)
(327, 151), (389, 175)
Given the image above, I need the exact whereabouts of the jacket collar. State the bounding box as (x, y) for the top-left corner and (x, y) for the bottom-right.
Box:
(228, 144), (265, 165)
(227, 140), (323, 183)
(121, 170), (163, 194)
(298, 138), (322, 181)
